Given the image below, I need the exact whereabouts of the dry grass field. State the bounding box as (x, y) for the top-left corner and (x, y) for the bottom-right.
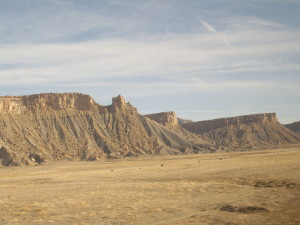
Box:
(0, 147), (299, 225)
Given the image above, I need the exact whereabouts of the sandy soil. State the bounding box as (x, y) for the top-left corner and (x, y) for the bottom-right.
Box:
(0, 147), (299, 225)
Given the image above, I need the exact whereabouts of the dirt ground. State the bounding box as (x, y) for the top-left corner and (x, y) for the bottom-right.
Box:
(0, 147), (299, 225)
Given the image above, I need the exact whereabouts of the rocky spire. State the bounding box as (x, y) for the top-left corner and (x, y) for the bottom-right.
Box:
(112, 95), (126, 108)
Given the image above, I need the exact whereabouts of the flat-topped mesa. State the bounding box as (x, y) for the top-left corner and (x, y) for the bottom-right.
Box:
(112, 95), (126, 108)
(182, 113), (278, 134)
(144, 111), (178, 126)
(0, 96), (25, 114)
(0, 93), (97, 113)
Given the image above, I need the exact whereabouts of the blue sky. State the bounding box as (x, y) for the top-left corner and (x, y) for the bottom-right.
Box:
(0, 0), (299, 123)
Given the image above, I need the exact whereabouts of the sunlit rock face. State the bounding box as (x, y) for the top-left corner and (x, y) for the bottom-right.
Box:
(144, 112), (178, 126)
(0, 93), (97, 113)
(112, 95), (126, 108)
(0, 93), (211, 166)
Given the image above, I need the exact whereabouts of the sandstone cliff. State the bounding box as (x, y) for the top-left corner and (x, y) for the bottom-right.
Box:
(144, 112), (178, 126)
(0, 93), (211, 166)
(144, 112), (212, 150)
(177, 118), (193, 126)
(0, 93), (97, 113)
(182, 113), (278, 134)
(182, 113), (300, 149)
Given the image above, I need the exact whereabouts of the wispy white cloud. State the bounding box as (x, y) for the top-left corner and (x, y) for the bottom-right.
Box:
(223, 16), (287, 32)
(1, 24), (299, 86)
(57, 79), (300, 90)
(201, 20), (217, 33)
(250, 18), (284, 28)
(263, 104), (300, 108)
(0, 0), (299, 123)
(200, 20), (231, 46)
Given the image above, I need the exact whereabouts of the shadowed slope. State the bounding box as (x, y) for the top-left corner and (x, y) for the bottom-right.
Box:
(182, 113), (300, 149)
(285, 121), (300, 133)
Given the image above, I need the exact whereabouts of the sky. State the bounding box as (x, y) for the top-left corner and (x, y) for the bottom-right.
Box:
(0, 0), (299, 123)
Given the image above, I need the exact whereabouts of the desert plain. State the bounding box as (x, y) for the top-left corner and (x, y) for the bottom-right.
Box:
(0, 146), (299, 225)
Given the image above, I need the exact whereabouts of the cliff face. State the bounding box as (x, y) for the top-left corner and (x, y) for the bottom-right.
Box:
(1, 93), (298, 167)
(0, 96), (25, 114)
(182, 113), (278, 134)
(112, 95), (126, 108)
(182, 113), (300, 149)
(0, 93), (97, 113)
(0, 93), (211, 166)
(177, 118), (193, 126)
(144, 112), (178, 126)
(143, 112), (218, 152)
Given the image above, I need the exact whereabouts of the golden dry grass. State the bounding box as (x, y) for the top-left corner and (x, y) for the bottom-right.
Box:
(0, 147), (299, 224)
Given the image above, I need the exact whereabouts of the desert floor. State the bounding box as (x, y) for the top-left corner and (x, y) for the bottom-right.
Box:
(0, 146), (299, 225)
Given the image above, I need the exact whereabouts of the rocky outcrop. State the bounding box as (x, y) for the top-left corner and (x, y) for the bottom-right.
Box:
(0, 96), (25, 114)
(285, 121), (300, 133)
(182, 113), (278, 134)
(182, 113), (300, 149)
(0, 93), (211, 166)
(1, 93), (298, 166)
(177, 118), (193, 126)
(0, 93), (97, 113)
(112, 95), (126, 108)
(144, 112), (178, 126)
(0, 146), (33, 166)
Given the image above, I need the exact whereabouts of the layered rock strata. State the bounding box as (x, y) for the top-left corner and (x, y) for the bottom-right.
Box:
(144, 112), (178, 126)
(182, 113), (278, 134)
(0, 93), (211, 166)
(182, 113), (300, 149)
(0, 93), (96, 113)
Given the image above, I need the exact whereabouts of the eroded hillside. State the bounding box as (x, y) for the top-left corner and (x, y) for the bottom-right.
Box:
(181, 113), (300, 149)
(285, 121), (300, 133)
(144, 112), (300, 149)
(0, 93), (211, 166)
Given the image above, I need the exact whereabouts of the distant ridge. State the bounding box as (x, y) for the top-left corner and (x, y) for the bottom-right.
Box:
(144, 112), (178, 125)
(143, 111), (300, 150)
(1, 93), (299, 167)
(0, 93), (212, 166)
(182, 113), (278, 134)
(181, 113), (300, 149)
(285, 121), (300, 133)
(177, 118), (193, 126)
